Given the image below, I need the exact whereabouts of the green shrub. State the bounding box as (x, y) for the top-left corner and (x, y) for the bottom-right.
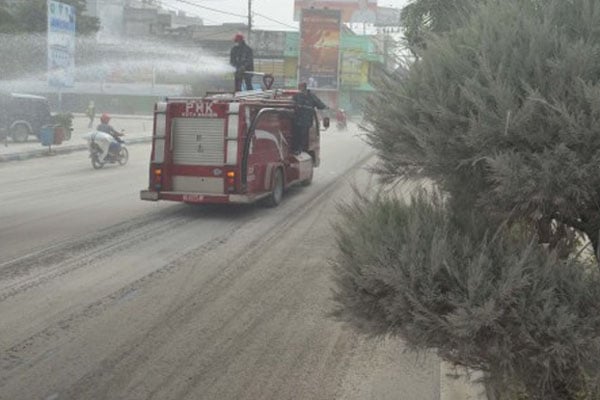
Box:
(332, 190), (600, 399)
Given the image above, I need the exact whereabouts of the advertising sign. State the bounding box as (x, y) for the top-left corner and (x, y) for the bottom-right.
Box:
(48, 0), (76, 88)
(294, 0), (377, 23)
(298, 9), (341, 90)
(341, 53), (364, 86)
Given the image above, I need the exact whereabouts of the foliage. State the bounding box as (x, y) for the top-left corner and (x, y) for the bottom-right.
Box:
(334, 0), (600, 398)
(332, 190), (600, 399)
(400, 0), (477, 56)
(53, 112), (73, 132)
(52, 113), (73, 140)
(0, 0), (16, 33)
(365, 0), (600, 258)
(1, 0), (99, 35)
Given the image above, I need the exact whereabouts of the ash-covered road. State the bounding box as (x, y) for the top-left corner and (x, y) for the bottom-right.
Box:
(0, 125), (445, 400)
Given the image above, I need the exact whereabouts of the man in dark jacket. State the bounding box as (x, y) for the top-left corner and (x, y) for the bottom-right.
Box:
(292, 82), (327, 155)
(230, 33), (254, 92)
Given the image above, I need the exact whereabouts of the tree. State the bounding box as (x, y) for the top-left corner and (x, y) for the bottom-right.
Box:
(333, 191), (600, 399)
(333, 0), (600, 398)
(400, 0), (476, 56)
(0, 0), (17, 32)
(368, 0), (600, 258)
(11, 0), (99, 35)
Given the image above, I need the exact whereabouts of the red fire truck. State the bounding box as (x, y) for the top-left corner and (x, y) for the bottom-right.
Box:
(140, 89), (329, 206)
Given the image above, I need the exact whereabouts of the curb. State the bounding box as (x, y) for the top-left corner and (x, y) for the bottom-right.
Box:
(0, 136), (152, 163)
(71, 113), (154, 121)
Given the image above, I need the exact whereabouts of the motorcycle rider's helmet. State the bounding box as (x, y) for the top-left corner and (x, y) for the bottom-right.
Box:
(234, 33), (244, 43)
(100, 113), (110, 124)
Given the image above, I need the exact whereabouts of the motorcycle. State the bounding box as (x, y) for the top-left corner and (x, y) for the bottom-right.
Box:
(84, 130), (129, 169)
(335, 108), (348, 130)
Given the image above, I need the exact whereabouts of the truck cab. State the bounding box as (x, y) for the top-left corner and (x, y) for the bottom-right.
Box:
(140, 89), (327, 206)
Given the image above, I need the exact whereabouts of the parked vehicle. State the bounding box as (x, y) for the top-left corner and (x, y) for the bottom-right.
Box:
(140, 88), (329, 207)
(0, 93), (54, 142)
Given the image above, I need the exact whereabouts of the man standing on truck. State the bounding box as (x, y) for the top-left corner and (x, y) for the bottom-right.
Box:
(292, 82), (327, 155)
(230, 33), (254, 92)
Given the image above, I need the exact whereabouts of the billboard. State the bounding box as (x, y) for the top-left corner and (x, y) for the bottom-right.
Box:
(341, 53), (364, 86)
(298, 9), (341, 90)
(294, 0), (377, 23)
(47, 0), (76, 88)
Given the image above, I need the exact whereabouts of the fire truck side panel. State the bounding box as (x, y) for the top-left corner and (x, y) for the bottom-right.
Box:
(246, 110), (293, 194)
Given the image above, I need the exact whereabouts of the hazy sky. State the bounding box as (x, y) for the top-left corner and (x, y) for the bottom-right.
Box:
(162, 0), (410, 30)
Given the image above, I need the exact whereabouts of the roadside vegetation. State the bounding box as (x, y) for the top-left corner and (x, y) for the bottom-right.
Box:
(332, 0), (600, 399)
(0, 0), (99, 35)
(0, 0), (99, 80)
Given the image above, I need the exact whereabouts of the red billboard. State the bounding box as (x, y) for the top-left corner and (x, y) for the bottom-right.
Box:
(298, 9), (341, 90)
(294, 0), (377, 23)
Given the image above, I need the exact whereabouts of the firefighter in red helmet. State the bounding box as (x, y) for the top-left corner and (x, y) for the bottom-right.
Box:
(230, 32), (254, 92)
(96, 112), (124, 158)
(97, 113), (120, 137)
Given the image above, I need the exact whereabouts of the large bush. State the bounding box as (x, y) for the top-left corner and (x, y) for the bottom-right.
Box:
(333, 0), (600, 398)
(366, 0), (600, 257)
(332, 192), (600, 399)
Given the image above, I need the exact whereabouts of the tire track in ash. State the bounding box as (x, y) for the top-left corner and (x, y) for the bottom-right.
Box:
(60, 155), (374, 400)
(0, 208), (251, 384)
(0, 208), (186, 302)
(0, 204), (253, 302)
(0, 154), (374, 398)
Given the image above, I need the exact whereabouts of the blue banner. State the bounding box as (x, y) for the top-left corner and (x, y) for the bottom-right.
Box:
(47, 0), (76, 88)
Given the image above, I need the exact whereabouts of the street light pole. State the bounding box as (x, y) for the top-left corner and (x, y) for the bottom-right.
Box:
(247, 0), (252, 43)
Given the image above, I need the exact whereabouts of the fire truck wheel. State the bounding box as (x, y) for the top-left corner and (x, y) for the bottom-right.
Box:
(265, 168), (284, 207)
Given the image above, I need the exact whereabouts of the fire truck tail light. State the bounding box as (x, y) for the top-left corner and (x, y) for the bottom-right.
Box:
(153, 168), (163, 190)
(226, 171), (236, 191)
(226, 141), (238, 165)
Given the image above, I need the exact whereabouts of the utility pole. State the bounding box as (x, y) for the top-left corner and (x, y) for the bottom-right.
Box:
(383, 31), (390, 72)
(247, 0), (252, 43)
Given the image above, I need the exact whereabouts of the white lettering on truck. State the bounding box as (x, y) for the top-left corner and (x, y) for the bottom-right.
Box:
(184, 101), (216, 117)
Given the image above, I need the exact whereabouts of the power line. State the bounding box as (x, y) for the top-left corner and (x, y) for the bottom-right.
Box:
(173, 0), (246, 19)
(172, 0), (297, 30)
(252, 11), (297, 30)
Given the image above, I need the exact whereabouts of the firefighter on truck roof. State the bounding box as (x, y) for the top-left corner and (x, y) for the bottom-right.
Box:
(230, 33), (254, 92)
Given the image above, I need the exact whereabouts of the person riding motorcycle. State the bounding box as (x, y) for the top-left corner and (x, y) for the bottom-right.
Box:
(335, 108), (347, 129)
(94, 113), (124, 161)
(96, 113), (123, 160)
